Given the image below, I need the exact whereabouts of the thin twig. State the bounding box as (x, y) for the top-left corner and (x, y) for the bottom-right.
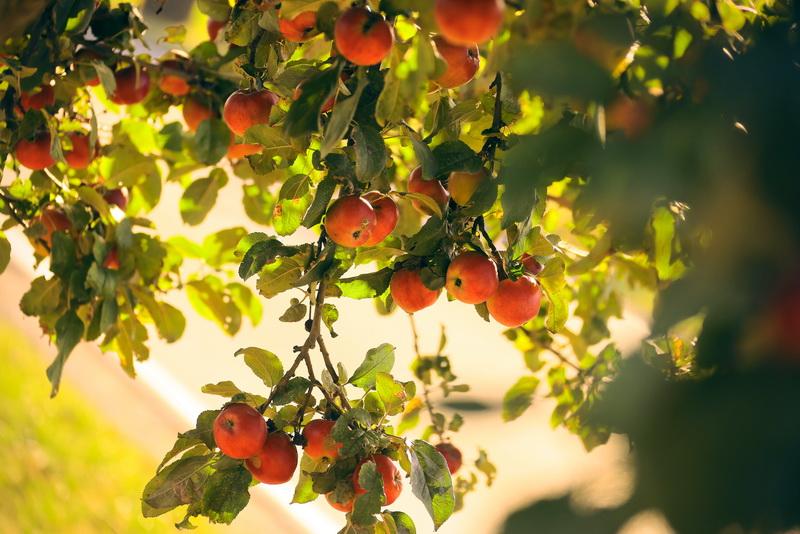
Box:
(409, 315), (444, 440)
(475, 215), (507, 279)
(0, 190), (28, 229)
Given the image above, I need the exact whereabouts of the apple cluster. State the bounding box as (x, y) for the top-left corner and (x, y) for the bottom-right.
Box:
(212, 402), (462, 513)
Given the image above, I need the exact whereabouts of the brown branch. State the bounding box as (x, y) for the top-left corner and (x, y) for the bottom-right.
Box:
(0, 190), (28, 229)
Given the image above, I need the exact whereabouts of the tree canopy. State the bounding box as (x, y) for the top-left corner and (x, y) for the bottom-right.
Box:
(1, 0), (799, 532)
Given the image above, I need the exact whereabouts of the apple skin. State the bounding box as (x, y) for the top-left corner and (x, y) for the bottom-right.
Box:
(302, 419), (342, 460)
(223, 89), (280, 136)
(15, 133), (54, 170)
(227, 142), (262, 160)
(38, 207), (71, 248)
(103, 188), (128, 211)
(103, 247), (120, 270)
(446, 251), (499, 304)
(361, 192), (399, 246)
(433, 36), (480, 89)
(435, 442), (463, 474)
(434, 0), (505, 46)
(207, 18), (225, 41)
(64, 133), (95, 169)
(390, 268), (441, 313)
(20, 85), (55, 111)
(408, 166), (449, 215)
(212, 403), (267, 460)
(158, 59), (190, 97)
(245, 432), (299, 484)
(110, 66), (150, 105)
(183, 96), (214, 132)
(325, 196), (378, 248)
(448, 169), (487, 206)
(280, 10), (317, 42)
(334, 7), (394, 66)
(353, 454), (402, 505)
(519, 253), (543, 276)
(326, 492), (354, 512)
(487, 276), (542, 327)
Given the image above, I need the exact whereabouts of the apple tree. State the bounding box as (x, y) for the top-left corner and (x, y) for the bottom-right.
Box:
(1, 0), (798, 532)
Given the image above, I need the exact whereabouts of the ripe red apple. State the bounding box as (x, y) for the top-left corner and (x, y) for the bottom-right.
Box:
(605, 95), (653, 139)
(408, 166), (449, 215)
(158, 59), (190, 97)
(212, 403), (267, 459)
(183, 96), (214, 132)
(334, 7), (394, 66)
(362, 192), (399, 246)
(64, 133), (95, 169)
(390, 268), (441, 313)
(223, 89), (279, 136)
(325, 195), (377, 248)
(103, 188), (128, 211)
(302, 419), (342, 460)
(103, 246), (120, 270)
(15, 133), (54, 170)
(227, 142), (262, 160)
(326, 492), (354, 512)
(519, 253), (543, 276)
(110, 66), (150, 105)
(434, 0), (505, 46)
(20, 85), (55, 111)
(445, 251), (499, 304)
(245, 432), (299, 484)
(280, 10), (317, 42)
(353, 454), (402, 505)
(448, 169), (488, 206)
(486, 276), (542, 327)
(435, 442), (463, 474)
(433, 36), (480, 89)
(207, 18), (225, 41)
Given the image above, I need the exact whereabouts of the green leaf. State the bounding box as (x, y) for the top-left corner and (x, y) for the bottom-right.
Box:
(137, 292), (186, 343)
(353, 124), (387, 182)
(142, 455), (214, 516)
(352, 461), (383, 526)
(49, 231), (76, 278)
(650, 207), (686, 281)
(186, 278), (242, 335)
(302, 176), (336, 228)
(234, 347), (284, 387)
(180, 168), (228, 225)
(409, 440), (455, 530)
(336, 268), (393, 299)
(93, 61), (116, 96)
(46, 310), (84, 397)
(500, 123), (593, 227)
(507, 42), (613, 100)
(431, 141), (482, 177)
(406, 128), (436, 179)
(320, 77), (366, 157)
(256, 256), (304, 298)
(279, 298), (307, 322)
(201, 381), (243, 397)
(349, 343), (395, 389)
(321, 303), (339, 337)
(284, 67), (340, 137)
(201, 464), (252, 524)
(538, 258), (569, 332)
(502, 376), (539, 422)
(192, 119), (230, 165)
(238, 237), (300, 280)
(273, 195), (312, 236)
(244, 124), (295, 161)
(279, 174), (311, 200)
(292, 455), (323, 504)
(376, 372), (407, 415)
(20, 276), (62, 317)
(197, 0), (231, 20)
(158, 410), (219, 471)
(0, 232), (9, 275)
(385, 511), (417, 534)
